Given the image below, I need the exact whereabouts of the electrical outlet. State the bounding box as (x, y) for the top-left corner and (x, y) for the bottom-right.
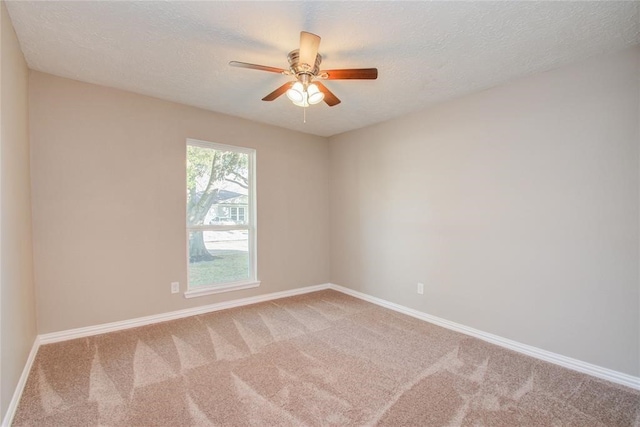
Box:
(417, 282), (424, 295)
(171, 282), (180, 294)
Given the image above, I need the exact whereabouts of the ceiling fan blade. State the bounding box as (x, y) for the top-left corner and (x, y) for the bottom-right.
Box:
(229, 61), (286, 74)
(262, 82), (292, 101)
(299, 31), (321, 68)
(322, 68), (378, 80)
(314, 82), (341, 107)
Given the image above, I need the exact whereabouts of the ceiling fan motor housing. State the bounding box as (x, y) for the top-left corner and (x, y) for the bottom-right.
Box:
(288, 49), (322, 78)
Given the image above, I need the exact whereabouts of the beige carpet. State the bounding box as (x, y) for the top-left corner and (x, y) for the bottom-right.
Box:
(13, 290), (640, 426)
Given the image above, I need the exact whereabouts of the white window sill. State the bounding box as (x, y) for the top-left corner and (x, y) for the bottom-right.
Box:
(184, 281), (261, 299)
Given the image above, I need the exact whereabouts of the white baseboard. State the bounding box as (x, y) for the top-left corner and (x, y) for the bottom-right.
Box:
(328, 283), (640, 391)
(2, 336), (40, 427)
(40, 283), (331, 344)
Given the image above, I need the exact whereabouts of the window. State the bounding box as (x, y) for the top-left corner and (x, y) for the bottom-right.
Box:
(230, 207), (245, 222)
(185, 139), (257, 297)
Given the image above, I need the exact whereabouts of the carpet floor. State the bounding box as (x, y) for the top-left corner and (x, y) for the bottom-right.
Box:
(13, 290), (640, 426)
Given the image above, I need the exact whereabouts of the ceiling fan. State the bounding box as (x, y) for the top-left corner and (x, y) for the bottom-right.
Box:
(230, 31), (378, 108)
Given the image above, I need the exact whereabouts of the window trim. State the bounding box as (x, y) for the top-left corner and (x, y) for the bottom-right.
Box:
(184, 138), (258, 298)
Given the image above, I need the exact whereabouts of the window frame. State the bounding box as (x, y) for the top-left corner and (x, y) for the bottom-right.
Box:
(184, 138), (259, 298)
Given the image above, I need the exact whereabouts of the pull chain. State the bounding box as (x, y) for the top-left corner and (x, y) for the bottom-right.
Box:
(303, 105), (307, 123)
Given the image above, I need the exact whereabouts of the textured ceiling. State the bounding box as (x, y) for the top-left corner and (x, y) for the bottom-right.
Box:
(6, 1), (640, 137)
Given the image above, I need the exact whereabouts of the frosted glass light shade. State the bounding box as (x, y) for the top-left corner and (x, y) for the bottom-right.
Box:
(307, 83), (324, 104)
(292, 92), (309, 107)
(286, 82), (305, 103)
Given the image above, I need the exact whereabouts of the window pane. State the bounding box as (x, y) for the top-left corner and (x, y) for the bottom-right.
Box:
(188, 230), (249, 287)
(186, 140), (255, 292)
(187, 145), (249, 227)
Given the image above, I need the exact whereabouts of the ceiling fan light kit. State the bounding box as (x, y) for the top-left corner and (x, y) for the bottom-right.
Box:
(286, 81), (324, 107)
(230, 31), (378, 111)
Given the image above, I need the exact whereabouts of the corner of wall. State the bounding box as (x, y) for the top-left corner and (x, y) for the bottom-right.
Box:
(0, 0), (38, 421)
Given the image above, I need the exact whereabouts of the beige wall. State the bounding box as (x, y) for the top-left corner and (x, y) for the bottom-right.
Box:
(330, 47), (640, 376)
(29, 72), (330, 334)
(0, 0), (37, 418)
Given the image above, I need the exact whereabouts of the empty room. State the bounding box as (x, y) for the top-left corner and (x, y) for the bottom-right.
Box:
(1, 1), (639, 426)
